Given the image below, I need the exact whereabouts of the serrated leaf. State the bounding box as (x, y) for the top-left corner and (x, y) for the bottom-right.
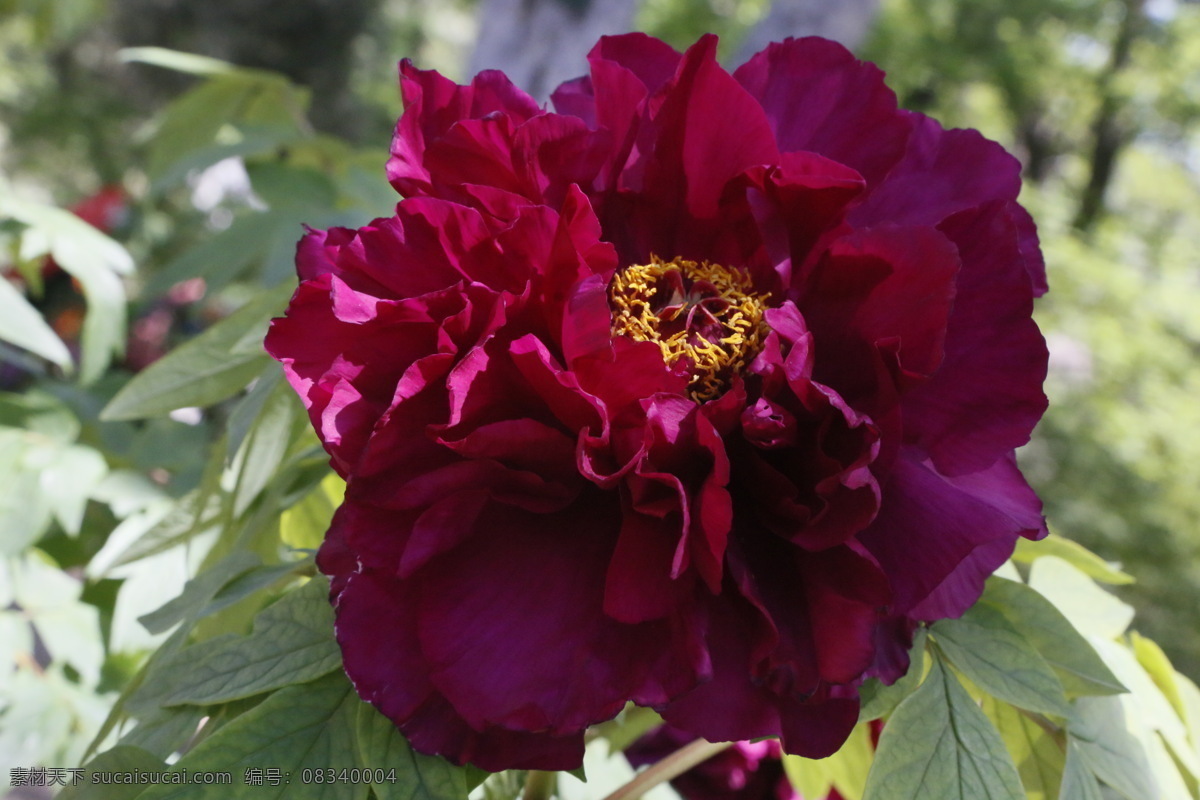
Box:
(859, 627), (928, 722)
(1027, 557), (1134, 640)
(1060, 740), (1104, 800)
(1013, 535), (1133, 585)
(933, 603), (1069, 716)
(147, 578), (338, 706)
(356, 701), (469, 800)
(135, 672), (365, 800)
(982, 578), (1124, 697)
(785, 721), (873, 800)
(982, 697), (1065, 800)
(101, 283), (292, 421)
(60, 746), (167, 800)
(862, 652), (1024, 800)
(0, 277), (73, 369)
(1069, 695), (1158, 800)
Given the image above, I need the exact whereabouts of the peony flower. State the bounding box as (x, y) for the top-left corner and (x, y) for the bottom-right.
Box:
(265, 33), (1048, 771)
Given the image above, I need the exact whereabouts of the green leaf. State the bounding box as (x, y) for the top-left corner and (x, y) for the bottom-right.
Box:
(861, 651), (1024, 800)
(355, 700), (470, 800)
(981, 578), (1125, 697)
(43, 444), (109, 534)
(982, 697), (1065, 800)
(1012, 535), (1133, 585)
(588, 704), (666, 755)
(859, 627), (928, 722)
(0, 277), (72, 369)
(784, 721), (873, 800)
(1, 195), (134, 383)
(60, 746), (168, 800)
(145, 71), (307, 187)
(1068, 695), (1158, 800)
(146, 578), (339, 707)
(1026, 557), (1134, 640)
(1087, 637), (1200, 779)
(101, 283), (293, 421)
(119, 46), (236, 76)
(1130, 632), (1187, 721)
(1059, 740), (1103, 800)
(932, 602), (1069, 716)
(231, 378), (301, 517)
(280, 472), (343, 551)
(117, 705), (207, 760)
(134, 672), (365, 800)
(137, 551), (261, 635)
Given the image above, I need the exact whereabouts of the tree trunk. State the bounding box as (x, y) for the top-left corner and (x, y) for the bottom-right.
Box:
(1073, 0), (1146, 232)
(469, 0), (640, 102)
(732, 0), (881, 65)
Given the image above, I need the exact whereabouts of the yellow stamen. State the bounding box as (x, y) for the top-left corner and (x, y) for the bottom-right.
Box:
(609, 255), (770, 402)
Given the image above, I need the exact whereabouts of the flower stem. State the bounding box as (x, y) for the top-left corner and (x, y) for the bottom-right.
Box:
(522, 770), (557, 800)
(601, 738), (734, 800)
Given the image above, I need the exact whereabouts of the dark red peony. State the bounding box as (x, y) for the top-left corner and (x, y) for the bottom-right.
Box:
(266, 33), (1048, 771)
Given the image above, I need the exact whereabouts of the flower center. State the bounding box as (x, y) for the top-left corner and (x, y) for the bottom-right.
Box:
(609, 255), (770, 401)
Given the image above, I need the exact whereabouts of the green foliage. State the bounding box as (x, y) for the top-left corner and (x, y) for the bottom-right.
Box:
(863, 651), (1026, 800)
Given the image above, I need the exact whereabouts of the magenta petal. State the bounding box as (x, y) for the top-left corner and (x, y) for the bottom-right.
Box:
(902, 201), (1049, 475)
(656, 590), (860, 759)
(734, 37), (912, 185)
(416, 498), (701, 734)
(336, 569), (585, 771)
(858, 449), (1046, 617)
(850, 114), (1022, 230)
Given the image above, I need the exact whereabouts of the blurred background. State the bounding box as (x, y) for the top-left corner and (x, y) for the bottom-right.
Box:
(2, 0), (1199, 780)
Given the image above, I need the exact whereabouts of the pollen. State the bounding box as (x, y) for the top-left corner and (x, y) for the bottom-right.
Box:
(609, 255), (770, 402)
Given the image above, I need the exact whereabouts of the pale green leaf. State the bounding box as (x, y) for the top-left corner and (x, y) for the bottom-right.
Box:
(1060, 741), (1104, 800)
(43, 444), (109, 534)
(1176, 673), (1200, 768)
(1013, 535), (1134, 585)
(982, 697), (1065, 800)
(982, 578), (1124, 697)
(147, 578), (339, 706)
(356, 701), (470, 800)
(2, 195), (133, 383)
(1131, 633), (1187, 722)
(0, 277), (72, 369)
(101, 283), (292, 421)
(1069, 695), (1158, 800)
(1088, 637), (1199, 779)
(1027, 557), (1134, 640)
(135, 672), (365, 800)
(933, 602), (1069, 716)
(862, 651), (1024, 800)
(118, 46), (236, 76)
(137, 551), (261, 635)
